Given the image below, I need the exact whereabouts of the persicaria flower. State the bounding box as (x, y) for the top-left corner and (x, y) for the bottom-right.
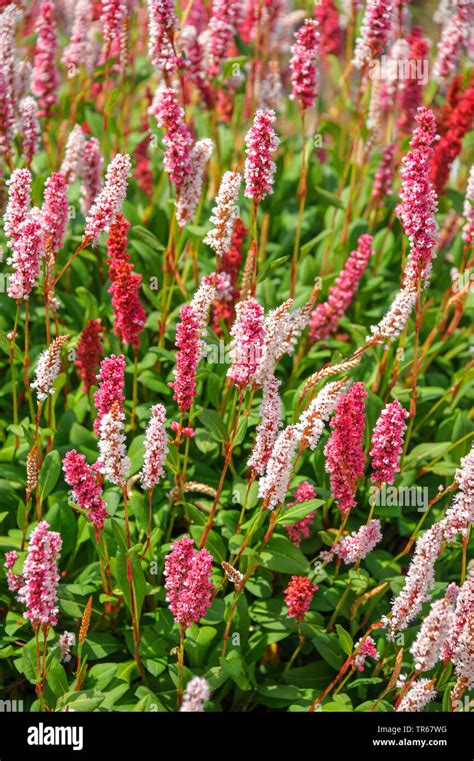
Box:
(75, 319), (104, 393)
(4, 168), (32, 248)
(309, 234), (374, 342)
(244, 109), (280, 204)
(441, 444), (474, 542)
(18, 96), (40, 165)
(108, 259), (146, 349)
(410, 585), (458, 672)
(140, 404), (169, 489)
(333, 519), (382, 564)
(352, 0), (393, 69)
(31, 2), (59, 117)
(81, 138), (103, 215)
(247, 375), (282, 475)
(63, 450), (108, 529)
(93, 354), (126, 433)
(370, 400), (409, 485)
(149, 88), (193, 193)
(97, 402), (131, 486)
(385, 523), (444, 637)
(60, 124), (86, 184)
(324, 382), (368, 514)
(4, 550), (21, 592)
(285, 481), (317, 546)
(370, 144), (396, 204)
(353, 636), (379, 671)
(205, 0), (242, 77)
(41, 172), (69, 254)
(203, 171), (242, 258)
(314, 0), (342, 59)
(85, 153), (132, 244)
(227, 297), (265, 388)
(59, 631), (75, 663)
(169, 304), (200, 412)
(367, 284), (418, 347)
(180, 676), (211, 712)
(396, 679), (436, 712)
(164, 535), (214, 627)
(147, 0), (179, 72)
(62, 0), (93, 76)
(284, 575), (318, 620)
(433, 0), (471, 85)
(258, 425), (299, 510)
(177, 138), (214, 228)
(31, 334), (69, 402)
(17, 521), (62, 627)
(289, 18), (319, 109)
(397, 107), (439, 285)
(0, 67), (14, 161)
(430, 74), (474, 194)
(101, 0), (126, 47)
(7, 214), (44, 301)
(296, 379), (348, 451)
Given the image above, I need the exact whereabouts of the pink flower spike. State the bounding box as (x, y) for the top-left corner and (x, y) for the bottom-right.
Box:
(93, 354), (126, 434)
(324, 382), (368, 514)
(206, 0), (242, 77)
(17, 521), (62, 628)
(169, 304), (200, 413)
(396, 679), (436, 712)
(258, 425), (299, 510)
(244, 109), (280, 205)
(370, 400), (409, 485)
(396, 107), (439, 285)
(353, 636), (379, 671)
(0, 67), (14, 161)
(285, 481), (317, 546)
(81, 138), (103, 215)
(352, 0), (393, 69)
(140, 404), (169, 490)
(284, 575), (318, 621)
(149, 87), (193, 193)
(97, 402), (131, 487)
(85, 153), (132, 244)
(227, 297), (265, 388)
(31, 334), (69, 402)
(333, 518), (382, 564)
(164, 535), (214, 627)
(31, 1), (59, 118)
(7, 213), (44, 301)
(4, 550), (22, 592)
(18, 96), (40, 165)
(147, 0), (179, 72)
(41, 172), (69, 254)
(247, 375), (282, 476)
(180, 676), (211, 712)
(62, 0), (93, 77)
(289, 18), (320, 109)
(309, 233), (374, 342)
(4, 168), (32, 249)
(63, 449), (108, 529)
(410, 585), (458, 672)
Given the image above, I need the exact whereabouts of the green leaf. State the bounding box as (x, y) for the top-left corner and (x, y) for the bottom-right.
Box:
(39, 450), (61, 501)
(278, 499), (323, 525)
(260, 536), (310, 574)
(314, 185), (346, 209)
(336, 624), (353, 656)
(197, 409), (227, 442)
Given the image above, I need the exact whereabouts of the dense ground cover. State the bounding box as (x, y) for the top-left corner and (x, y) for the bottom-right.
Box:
(0, 0), (473, 714)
